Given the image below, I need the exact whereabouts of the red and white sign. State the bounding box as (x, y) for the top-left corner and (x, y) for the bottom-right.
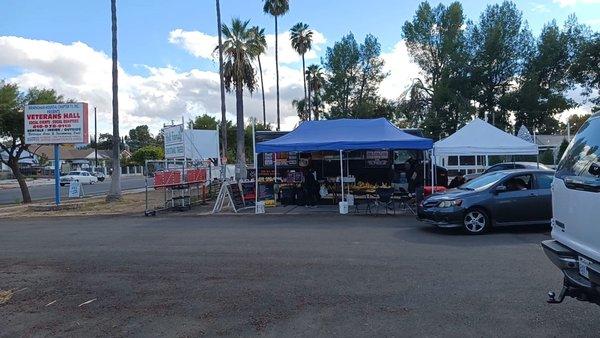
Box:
(153, 170), (182, 188)
(24, 103), (89, 144)
(186, 169), (207, 183)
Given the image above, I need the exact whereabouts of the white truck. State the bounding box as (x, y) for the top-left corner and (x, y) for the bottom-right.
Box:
(543, 113), (600, 305)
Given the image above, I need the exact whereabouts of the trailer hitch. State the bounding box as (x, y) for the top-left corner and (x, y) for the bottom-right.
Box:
(547, 285), (569, 304)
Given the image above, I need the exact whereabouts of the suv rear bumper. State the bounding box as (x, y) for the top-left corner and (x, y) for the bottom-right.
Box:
(542, 240), (600, 303)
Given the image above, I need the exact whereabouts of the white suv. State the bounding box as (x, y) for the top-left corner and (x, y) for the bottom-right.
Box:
(542, 113), (600, 305)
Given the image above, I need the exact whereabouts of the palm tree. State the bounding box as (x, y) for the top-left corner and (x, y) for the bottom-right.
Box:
(221, 18), (258, 179)
(292, 98), (308, 121)
(290, 22), (313, 120)
(107, 0), (121, 202)
(216, 0), (227, 173)
(306, 64), (325, 120)
(263, 0), (289, 131)
(249, 26), (268, 126)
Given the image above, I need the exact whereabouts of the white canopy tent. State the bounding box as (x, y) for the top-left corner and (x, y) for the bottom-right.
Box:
(434, 118), (539, 156)
(431, 118), (539, 188)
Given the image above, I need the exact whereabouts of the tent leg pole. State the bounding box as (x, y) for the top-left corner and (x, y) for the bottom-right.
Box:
(423, 151), (426, 189)
(431, 150), (434, 192)
(252, 122), (258, 210)
(339, 150), (344, 202)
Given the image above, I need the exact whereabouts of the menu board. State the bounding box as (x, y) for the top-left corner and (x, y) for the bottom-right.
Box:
(365, 150), (390, 168)
(226, 182), (245, 210)
(263, 152), (298, 167)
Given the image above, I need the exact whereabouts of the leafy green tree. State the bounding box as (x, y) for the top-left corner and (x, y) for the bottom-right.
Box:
(354, 34), (389, 118)
(189, 114), (219, 130)
(322, 33), (388, 119)
(249, 26), (268, 125)
(401, 1), (471, 138)
(0, 83), (67, 203)
(571, 32), (600, 112)
(263, 0), (289, 131)
(564, 113), (592, 135)
(221, 18), (258, 178)
(131, 145), (164, 165)
(290, 22), (313, 119)
(509, 19), (581, 134)
(322, 33), (360, 117)
(468, 1), (531, 131)
(127, 125), (155, 151)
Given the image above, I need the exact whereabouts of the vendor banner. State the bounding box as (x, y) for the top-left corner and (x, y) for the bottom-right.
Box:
(24, 103), (89, 144)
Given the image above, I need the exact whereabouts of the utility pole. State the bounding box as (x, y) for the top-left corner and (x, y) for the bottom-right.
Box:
(216, 0), (227, 180)
(94, 106), (98, 169)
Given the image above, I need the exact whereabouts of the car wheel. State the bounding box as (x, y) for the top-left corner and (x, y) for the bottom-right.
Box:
(90, 180), (95, 185)
(463, 208), (489, 234)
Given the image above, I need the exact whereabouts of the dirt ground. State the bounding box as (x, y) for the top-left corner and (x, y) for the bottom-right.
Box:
(0, 191), (214, 218)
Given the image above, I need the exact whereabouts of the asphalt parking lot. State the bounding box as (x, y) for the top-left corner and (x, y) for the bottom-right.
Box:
(0, 214), (597, 336)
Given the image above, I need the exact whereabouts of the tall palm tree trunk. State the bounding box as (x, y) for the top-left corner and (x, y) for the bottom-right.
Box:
(235, 85), (246, 179)
(301, 54), (308, 121)
(216, 0), (227, 169)
(107, 0), (122, 202)
(258, 55), (266, 126)
(275, 16), (280, 131)
(307, 73), (312, 122)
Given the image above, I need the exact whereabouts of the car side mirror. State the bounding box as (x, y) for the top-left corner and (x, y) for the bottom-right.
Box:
(494, 185), (507, 194)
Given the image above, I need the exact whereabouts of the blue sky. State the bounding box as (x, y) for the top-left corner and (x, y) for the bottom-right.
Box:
(1, 0), (599, 133)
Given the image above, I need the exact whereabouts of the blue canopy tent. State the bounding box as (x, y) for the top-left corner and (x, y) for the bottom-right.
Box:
(254, 118), (433, 211)
(256, 118), (432, 153)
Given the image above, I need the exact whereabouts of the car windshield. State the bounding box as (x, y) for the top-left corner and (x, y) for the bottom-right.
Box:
(459, 172), (508, 191)
(556, 116), (600, 181)
(68, 171), (81, 176)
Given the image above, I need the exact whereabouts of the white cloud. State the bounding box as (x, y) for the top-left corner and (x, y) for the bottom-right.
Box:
(379, 40), (422, 100)
(531, 3), (551, 13)
(168, 29), (218, 59)
(0, 35), (304, 136)
(552, 0), (600, 7)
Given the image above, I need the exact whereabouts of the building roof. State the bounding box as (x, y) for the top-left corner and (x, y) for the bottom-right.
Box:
(535, 135), (568, 147)
(31, 145), (110, 160)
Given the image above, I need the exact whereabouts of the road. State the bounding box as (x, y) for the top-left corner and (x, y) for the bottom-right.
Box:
(0, 215), (597, 336)
(0, 176), (149, 204)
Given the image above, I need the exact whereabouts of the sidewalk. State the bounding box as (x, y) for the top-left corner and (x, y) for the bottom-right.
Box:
(0, 178), (54, 190)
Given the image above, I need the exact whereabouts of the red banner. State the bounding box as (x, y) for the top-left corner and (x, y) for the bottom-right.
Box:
(186, 169), (207, 183)
(154, 171), (182, 188)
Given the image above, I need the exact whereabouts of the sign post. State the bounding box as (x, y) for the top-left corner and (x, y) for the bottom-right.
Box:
(54, 144), (61, 205)
(25, 103), (89, 206)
